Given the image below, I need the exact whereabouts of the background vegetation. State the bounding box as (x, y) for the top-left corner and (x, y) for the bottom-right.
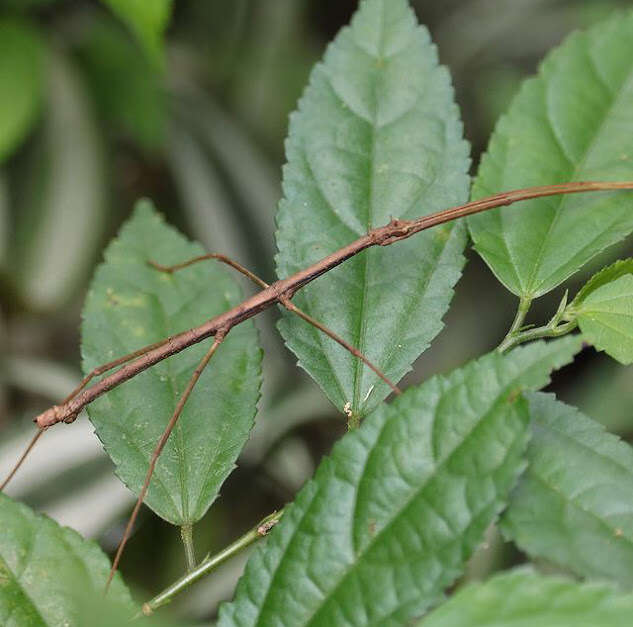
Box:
(1, 0), (631, 621)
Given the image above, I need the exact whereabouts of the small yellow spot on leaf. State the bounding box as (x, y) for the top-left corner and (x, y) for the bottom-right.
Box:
(434, 227), (451, 243)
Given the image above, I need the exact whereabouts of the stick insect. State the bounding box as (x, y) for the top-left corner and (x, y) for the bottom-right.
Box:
(2, 180), (633, 590)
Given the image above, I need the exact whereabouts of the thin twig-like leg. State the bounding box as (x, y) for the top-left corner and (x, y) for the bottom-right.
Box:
(278, 298), (401, 395)
(150, 255), (402, 396)
(62, 338), (175, 405)
(0, 428), (45, 491)
(148, 255), (266, 290)
(105, 330), (228, 592)
(0, 338), (175, 492)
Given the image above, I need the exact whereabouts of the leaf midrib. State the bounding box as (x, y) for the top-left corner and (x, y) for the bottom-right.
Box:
(374, 227), (463, 407)
(110, 252), (204, 523)
(303, 386), (524, 626)
(351, 1), (386, 417)
(160, 267), (238, 523)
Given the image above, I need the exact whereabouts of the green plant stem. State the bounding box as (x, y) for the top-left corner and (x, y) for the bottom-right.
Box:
(500, 296), (532, 346)
(499, 291), (577, 353)
(141, 509), (284, 616)
(180, 524), (196, 572)
(498, 320), (578, 353)
(347, 412), (361, 430)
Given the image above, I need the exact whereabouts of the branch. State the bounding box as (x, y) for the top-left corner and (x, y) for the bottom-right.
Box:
(34, 181), (633, 428)
(140, 509), (283, 616)
(498, 291), (578, 353)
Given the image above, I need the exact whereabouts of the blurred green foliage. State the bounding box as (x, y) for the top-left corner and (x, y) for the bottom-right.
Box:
(0, 19), (44, 162)
(0, 0), (631, 622)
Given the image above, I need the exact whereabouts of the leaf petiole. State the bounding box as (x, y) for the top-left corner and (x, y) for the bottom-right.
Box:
(180, 524), (196, 573)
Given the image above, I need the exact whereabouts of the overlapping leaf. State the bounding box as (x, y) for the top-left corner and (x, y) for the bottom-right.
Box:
(469, 11), (633, 299)
(276, 0), (470, 420)
(0, 19), (44, 162)
(0, 493), (131, 625)
(82, 202), (262, 525)
(421, 569), (633, 627)
(219, 338), (580, 626)
(567, 260), (633, 364)
(502, 393), (633, 587)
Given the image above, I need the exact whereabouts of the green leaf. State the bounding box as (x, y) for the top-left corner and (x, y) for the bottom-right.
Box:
(570, 258), (633, 306)
(0, 493), (132, 625)
(575, 276), (633, 364)
(0, 19), (44, 162)
(100, 0), (172, 64)
(420, 568), (633, 627)
(219, 338), (580, 626)
(81, 201), (262, 525)
(565, 260), (633, 363)
(275, 0), (470, 419)
(469, 11), (633, 299)
(502, 393), (633, 587)
(10, 49), (106, 310)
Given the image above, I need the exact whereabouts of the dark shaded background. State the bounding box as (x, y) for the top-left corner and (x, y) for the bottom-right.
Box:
(1, 0), (631, 621)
